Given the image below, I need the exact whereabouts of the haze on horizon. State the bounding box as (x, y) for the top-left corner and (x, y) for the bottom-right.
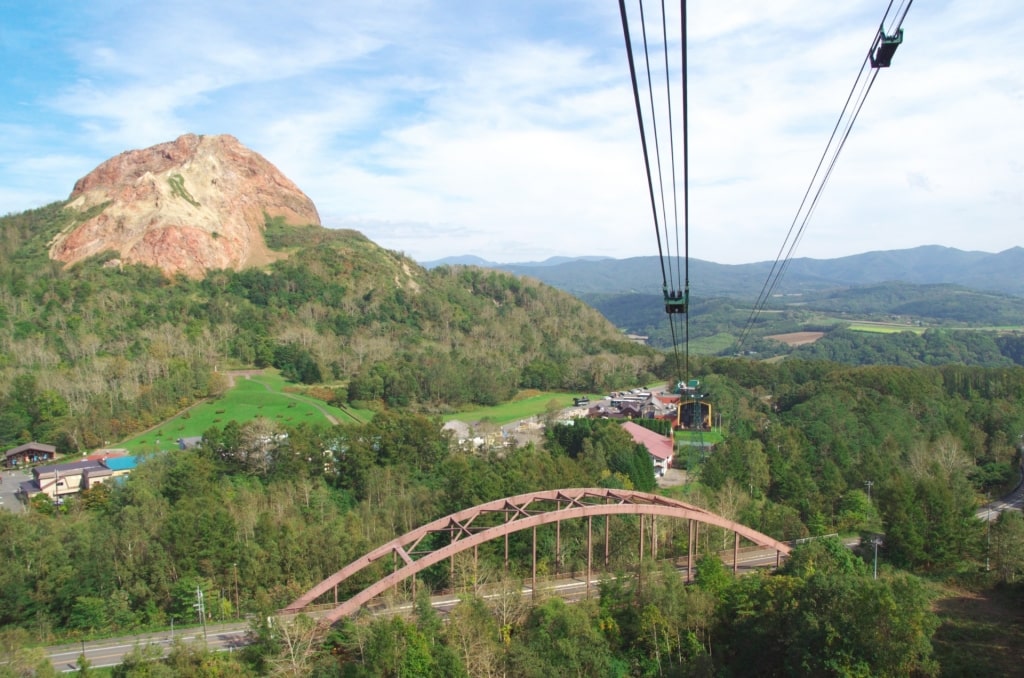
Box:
(1, 1), (1020, 266)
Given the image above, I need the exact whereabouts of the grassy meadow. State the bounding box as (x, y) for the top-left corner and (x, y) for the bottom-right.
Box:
(117, 371), (371, 453)
(442, 390), (600, 426)
(114, 375), (683, 453)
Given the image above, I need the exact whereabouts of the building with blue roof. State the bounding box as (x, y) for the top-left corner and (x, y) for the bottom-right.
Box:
(19, 455), (141, 504)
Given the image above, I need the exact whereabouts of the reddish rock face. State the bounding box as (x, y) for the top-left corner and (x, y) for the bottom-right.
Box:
(50, 133), (321, 278)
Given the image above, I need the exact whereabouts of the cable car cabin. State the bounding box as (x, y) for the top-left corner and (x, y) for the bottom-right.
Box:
(676, 398), (712, 431)
(664, 289), (688, 314)
(673, 378), (700, 395)
(870, 27), (903, 68)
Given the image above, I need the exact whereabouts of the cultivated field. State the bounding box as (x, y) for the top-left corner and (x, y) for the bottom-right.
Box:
(764, 331), (825, 346)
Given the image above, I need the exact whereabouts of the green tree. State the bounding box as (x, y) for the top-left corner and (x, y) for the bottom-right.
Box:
(990, 510), (1024, 583)
(68, 596), (109, 632)
(720, 560), (939, 677)
(508, 598), (625, 678)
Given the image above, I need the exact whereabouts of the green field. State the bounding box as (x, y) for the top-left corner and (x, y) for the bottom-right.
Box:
(689, 332), (738, 355)
(443, 390), (600, 425)
(117, 377), (686, 453)
(117, 371), (372, 453)
(847, 322), (926, 334)
(444, 382), (678, 426)
(675, 429), (724, 445)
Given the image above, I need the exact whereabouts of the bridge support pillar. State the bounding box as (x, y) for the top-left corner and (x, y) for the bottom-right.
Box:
(639, 514), (645, 565)
(587, 516), (593, 599)
(733, 532), (739, 575)
(556, 519), (561, 576)
(652, 516), (657, 560)
(605, 515), (610, 568)
(687, 519), (694, 582)
(638, 515), (645, 595)
(532, 526), (537, 600)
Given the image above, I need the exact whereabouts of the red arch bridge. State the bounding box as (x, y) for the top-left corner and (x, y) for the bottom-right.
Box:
(283, 488), (791, 625)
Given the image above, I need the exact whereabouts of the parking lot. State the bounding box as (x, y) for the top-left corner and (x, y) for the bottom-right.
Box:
(0, 469), (30, 513)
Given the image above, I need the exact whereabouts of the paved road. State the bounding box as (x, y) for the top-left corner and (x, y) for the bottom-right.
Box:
(48, 623), (250, 673)
(977, 464), (1024, 522)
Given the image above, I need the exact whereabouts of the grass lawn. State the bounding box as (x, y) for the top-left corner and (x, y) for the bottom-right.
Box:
(117, 371), (372, 453)
(931, 583), (1024, 677)
(445, 390), (601, 426)
(675, 429), (724, 445)
(446, 383), (694, 429)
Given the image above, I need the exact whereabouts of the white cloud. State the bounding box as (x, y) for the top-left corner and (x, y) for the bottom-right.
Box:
(1, 1), (1021, 264)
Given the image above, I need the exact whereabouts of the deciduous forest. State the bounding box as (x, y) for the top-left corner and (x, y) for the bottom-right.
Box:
(2, 206), (1024, 676)
(2, 359), (1023, 676)
(0, 205), (659, 453)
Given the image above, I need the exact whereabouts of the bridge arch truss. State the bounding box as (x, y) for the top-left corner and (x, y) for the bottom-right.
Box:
(284, 488), (790, 624)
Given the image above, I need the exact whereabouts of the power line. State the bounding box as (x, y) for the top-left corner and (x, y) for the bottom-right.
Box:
(736, 1), (913, 353)
(619, 0), (690, 385)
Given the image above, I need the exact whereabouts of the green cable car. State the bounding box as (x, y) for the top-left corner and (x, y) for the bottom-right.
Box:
(871, 26), (903, 68)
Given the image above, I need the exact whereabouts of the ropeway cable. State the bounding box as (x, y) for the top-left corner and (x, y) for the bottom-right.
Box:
(736, 0), (913, 353)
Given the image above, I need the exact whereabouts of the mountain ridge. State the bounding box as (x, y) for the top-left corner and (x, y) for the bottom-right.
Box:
(425, 246), (1024, 298)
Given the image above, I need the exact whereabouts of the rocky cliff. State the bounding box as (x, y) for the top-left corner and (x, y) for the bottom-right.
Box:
(50, 134), (321, 278)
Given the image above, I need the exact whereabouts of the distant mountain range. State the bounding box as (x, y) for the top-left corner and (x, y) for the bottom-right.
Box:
(428, 254), (613, 269)
(423, 246), (1024, 299)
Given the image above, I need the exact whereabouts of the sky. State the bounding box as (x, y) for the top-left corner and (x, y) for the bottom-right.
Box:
(0, 1), (1020, 266)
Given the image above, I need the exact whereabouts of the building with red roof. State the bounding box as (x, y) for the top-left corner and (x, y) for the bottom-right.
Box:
(621, 421), (674, 477)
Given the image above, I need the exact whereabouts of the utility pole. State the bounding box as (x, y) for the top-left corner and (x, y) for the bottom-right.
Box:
(195, 586), (207, 639)
(864, 480), (873, 501)
(986, 508), (991, 572)
(233, 562), (240, 618)
(872, 536), (881, 580)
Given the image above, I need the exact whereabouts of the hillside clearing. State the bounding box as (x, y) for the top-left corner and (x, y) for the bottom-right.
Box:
(116, 371), (367, 453)
(765, 331), (825, 346)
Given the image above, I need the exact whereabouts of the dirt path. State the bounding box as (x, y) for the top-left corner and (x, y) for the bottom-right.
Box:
(239, 373), (341, 426)
(222, 369), (265, 388)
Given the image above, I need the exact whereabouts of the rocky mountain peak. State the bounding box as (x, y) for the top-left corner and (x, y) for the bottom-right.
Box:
(50, 133), (321, 278)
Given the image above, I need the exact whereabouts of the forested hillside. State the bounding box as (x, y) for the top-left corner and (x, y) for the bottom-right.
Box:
(461, 249), (1024, 363)
(478, 246), (1024, 298)
(582, 286), (1024, 363)
(1, 359), (1022, 675)
(0, 203), (660, 451)
(3, 203), (1023, 676)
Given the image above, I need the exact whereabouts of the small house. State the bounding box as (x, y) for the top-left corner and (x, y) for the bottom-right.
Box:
(3, 442), (57, 468)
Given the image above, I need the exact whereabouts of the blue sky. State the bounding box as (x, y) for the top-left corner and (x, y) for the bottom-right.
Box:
(1, 1), (1020, 265)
